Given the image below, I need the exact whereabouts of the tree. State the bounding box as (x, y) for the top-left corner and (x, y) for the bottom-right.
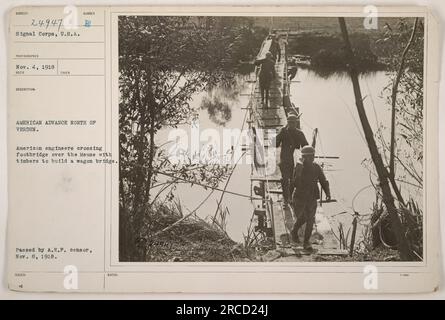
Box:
(376, 18), (424, 190)
(369, 18), (424, 260)
(338, 18), (414, 261)
(118, 16), (239, 260)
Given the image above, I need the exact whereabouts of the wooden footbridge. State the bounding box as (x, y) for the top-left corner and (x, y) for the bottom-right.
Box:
(246, 32), (347, 259)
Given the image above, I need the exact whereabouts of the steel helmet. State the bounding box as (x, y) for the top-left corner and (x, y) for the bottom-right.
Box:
(301, 145), (315, 156)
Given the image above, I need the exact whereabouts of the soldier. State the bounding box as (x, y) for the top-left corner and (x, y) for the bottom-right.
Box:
(255, 52), (276, 107)
(290, 146), (331, 251)
(270, 35), (281, 62)
(276, 114), (308, 207)
(287, 57), (298, 81)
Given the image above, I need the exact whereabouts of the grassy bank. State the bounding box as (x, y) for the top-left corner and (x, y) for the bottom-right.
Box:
(120, 203), (252, 262)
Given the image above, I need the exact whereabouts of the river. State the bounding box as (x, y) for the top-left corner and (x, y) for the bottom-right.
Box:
(154, 68), (422, 244)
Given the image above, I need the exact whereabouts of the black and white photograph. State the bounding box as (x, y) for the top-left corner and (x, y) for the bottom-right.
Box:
(118, 15), (425, 263)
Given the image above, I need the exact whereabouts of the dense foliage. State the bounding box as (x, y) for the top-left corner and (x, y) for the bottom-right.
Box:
(118, 16), (266, 261)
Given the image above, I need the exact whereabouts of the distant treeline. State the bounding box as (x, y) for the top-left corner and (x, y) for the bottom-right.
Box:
(252, 17), (408, 34)
(287, 32), (387, 75)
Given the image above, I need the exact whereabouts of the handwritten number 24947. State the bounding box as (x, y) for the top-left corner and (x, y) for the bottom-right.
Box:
(31, 19), (63, 31)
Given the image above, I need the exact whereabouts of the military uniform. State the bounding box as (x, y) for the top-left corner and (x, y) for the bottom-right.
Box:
(270, 38), (281, 62)
(275, 126), (308, 204)
(290, 161), (330, 247)
(255, 58), (275, 106)
(288, 59), (298, 81)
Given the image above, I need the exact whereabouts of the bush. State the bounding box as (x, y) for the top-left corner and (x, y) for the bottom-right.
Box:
(120, 202), (249, 262)
(368, 198), (423, 261)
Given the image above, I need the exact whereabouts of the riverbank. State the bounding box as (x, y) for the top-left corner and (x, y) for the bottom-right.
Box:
(287, 31), (387, 75)
(124, 200), (407, 262)
(123, 203), (253, 262)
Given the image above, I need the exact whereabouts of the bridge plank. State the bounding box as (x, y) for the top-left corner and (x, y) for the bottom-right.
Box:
(247, 34), (342, 259)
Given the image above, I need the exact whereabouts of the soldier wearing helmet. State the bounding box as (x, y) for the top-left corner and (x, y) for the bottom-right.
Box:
(276, 113), (308, 207)
(290, 145), (331, 251)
